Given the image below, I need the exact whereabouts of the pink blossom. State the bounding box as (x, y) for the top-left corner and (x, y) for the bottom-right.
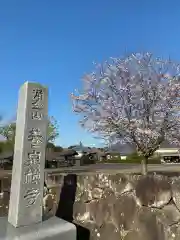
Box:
(71, 52), (180, 157)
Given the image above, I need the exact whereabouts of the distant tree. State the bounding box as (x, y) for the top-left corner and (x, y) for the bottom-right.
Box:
(0, 122), (16, 143)
(53, 146), (63, 152)
(0, 142), (4, 153)
(71, 52), (180, 175)
(0, 141), (13, 153)
(0, 116), (3, 153)
(46, 142), (56, 149)
(46, 143), (63, 153)
(47, 116), (60, 143)
(0, 116), (60, 150)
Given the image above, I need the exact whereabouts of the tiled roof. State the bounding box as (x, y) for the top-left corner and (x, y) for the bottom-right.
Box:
(71, 145), (90, 152)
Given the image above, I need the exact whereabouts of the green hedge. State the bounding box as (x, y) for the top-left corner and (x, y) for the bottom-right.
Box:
(126, 152), (161, 164)
(100, 152), (161, 164)
(101, 158), (161, 164)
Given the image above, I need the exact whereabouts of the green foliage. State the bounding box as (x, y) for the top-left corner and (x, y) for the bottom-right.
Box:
(126, 152), (144, 162)
(100, 152), (161, 164)
(46, 142), (56, 149)
(0, 116), (60, 148)
(0, 119), (15, 152)
(0, 141), (14, 152)
(0, 142), (3, 153)
(125, 152), (161, 164)
(46, 142), (63, 152)
(53, 146), (63, 152)
(0, 122), (16, 143)
(47, 116), (59, 143)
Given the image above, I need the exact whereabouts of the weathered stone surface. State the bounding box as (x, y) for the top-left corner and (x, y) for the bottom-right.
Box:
(64, 173), (180, 240)
(8, 82), (48, 228)
(98, 173), (111, 189)
(103, 188), (115, 200)
(77, 174), (107, 191)
(109, 174), (134, 196)
(134, 207), (165, 240)
(43, 194), (55, 215)
(135, 175), (171, 208)
(76, 185), (104, 202)
(110, 192), (138, 230)
(97, 223), (121, 240)
(172, 179), (180, 211)
(123, 230), (143, 240)
(88, 199), (111, 227)
(42, 192), (58, 220)
(46, 174), (64, 186)
(43, 186), (48, 196)
(154, 204), (180, 226)
(91, 187), (103, 199)
(166, 223), (180, 240)
(76, 175), (102, 202)
(73, 202), (91, 222)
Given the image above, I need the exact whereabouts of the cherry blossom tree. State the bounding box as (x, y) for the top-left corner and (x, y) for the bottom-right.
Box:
(71, 52), (180, 175)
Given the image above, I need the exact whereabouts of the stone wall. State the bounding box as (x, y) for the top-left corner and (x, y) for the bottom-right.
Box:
(68, 172), (180, 240)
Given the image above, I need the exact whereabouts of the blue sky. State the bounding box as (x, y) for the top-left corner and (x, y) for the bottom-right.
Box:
(0, 0), (180, 147)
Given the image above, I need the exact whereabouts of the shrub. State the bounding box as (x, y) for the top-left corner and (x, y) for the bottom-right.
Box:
(126, 152), (161, 164)
(100, 152), (161, 164)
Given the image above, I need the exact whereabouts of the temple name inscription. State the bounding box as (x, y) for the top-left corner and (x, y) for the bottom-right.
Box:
(23, 88), (45, 207)
(8, 82), (48, 227)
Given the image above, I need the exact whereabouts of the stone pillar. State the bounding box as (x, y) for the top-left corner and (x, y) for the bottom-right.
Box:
(1, 216), (76, 239)
(8, 82), (48, 228)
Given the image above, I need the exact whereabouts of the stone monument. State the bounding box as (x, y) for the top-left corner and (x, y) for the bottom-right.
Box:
(8, 82), (48, 227)
(0, 82), (76, 239)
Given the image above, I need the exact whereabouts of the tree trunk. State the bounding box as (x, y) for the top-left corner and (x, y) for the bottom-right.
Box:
(141, 157), (148, 175)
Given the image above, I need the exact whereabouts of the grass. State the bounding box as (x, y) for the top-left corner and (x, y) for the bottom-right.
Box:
(100, 153), (161, 164)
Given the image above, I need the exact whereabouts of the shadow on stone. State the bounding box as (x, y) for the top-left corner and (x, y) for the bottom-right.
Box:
(56, 174), (90, 240)
(135, 175), (171, 208)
